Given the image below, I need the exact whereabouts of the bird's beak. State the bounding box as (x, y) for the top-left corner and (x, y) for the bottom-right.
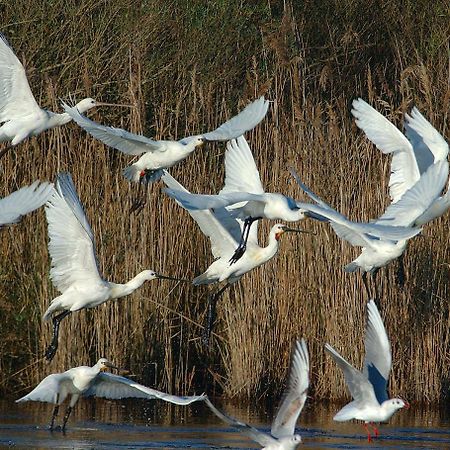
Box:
(283, 227), (315, 235)
(95, 102), (135, 108)
(404, 400), (410, 409)
(103, 361), (122, 372)
(155, 273), (190, 282)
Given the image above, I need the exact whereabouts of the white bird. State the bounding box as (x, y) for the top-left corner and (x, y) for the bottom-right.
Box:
(43, 173), (185, 361)
(325, 300), (409, 442)
(62, 96), (269, 184)
(162, 170), (306, 344)
(165, 135), (308, 263)
(0, 180), (53, 226)
(0, 34), (119, 158)
(205, 339), (309, 449)
(289, 168), (427, 296)
(352, 98), (450, 225)
(16, 358), (206, 431)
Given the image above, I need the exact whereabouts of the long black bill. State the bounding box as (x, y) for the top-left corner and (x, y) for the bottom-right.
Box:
(155, 273), (190, 282)
(284, 227), (316, 235)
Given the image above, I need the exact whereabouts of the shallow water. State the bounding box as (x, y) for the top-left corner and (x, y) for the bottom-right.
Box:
(1, 398), (449, 449)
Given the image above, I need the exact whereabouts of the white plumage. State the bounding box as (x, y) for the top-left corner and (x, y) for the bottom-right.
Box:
(205, 339), (309, 449)
(62, 97), (269, 183)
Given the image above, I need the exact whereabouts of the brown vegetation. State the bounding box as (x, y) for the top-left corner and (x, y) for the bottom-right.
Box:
(0, 1), (449, 403)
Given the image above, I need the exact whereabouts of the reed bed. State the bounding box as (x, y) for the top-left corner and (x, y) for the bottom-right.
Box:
(0, 1), (449, 404)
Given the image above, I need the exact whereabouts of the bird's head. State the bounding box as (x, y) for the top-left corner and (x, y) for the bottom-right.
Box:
(291, 434), (302, 446)
(273, 224), (312, 241)
(140, 270), (188, 282)
(75, 97), (133, 114)
(194, 136), (205, 148)
(383, 398), (410, 413)
(96, 358), (120, 372)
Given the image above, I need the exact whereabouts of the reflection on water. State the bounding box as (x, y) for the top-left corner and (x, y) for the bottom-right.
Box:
(0, 397), (449, 449)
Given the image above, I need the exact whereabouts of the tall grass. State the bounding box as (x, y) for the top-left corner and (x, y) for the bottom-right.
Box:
(0, 1), (449, 403)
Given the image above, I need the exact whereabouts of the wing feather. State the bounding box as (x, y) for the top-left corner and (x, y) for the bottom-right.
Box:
(45, 173), (103, 293)
(62, 102), (161, 155)
(0, 34), (42, 121)
(271, 339), (309, 439)
(16, 374), (64, 404)
(84, 373), (205, 405)
(363, 300), (391, 404)
(0, 181), (53, 226)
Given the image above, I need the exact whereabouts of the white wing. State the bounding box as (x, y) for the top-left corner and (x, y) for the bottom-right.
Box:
(84, 373), (206, 405)
(325, 344), (379, 407)
(271, 339), (309, 439)
(161, 171), (240, 258)
(363, 300), (391, 404)
(405, 107), (449, 165)
(180, 97), (269, 144)
(62, 102), (162, 156)
(15, 373), (65, 404)
(0, 181), (53, 226)
(0, 34), (42, 121)
(45, 173), (103, 293)
(352, 98), (420, 202)
(376, 160), (448, 227)
(204, 397), (277, 447)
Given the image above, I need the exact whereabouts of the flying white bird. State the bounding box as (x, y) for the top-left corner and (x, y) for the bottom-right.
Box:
(352, 98), (450, 225)
(165, 135), (309, 263)
(162, 170), (306, 344)
(62, 97), (269, 184)
(0, 180), (53, 226)
(205, 339), (309, 449)
(42, 173), (185, 361)
(0, 34), (120, 158)
(16, 358), (206, 431)
(289, 167), (435, 296)
(325, 300), (409, 442)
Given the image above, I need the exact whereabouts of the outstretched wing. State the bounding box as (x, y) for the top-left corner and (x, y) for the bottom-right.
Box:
(45, 173), (103, 293)
(0, 34), (42, 121)
(161, 171), (240, 258)
(15, 373), (65, 405)
(84, 373), (206, 405)
(363, 300), (391, 404)
(376, 160), (448, 227)
(325, 344), (379, 407)
(405, 107), (449, 168)
(0, 181), (53, 226)
(352, 98), (420, 202)
(180, 97), (269, 144)
(204, 397), (277, 447)
(62, 102), (162, 156)
(271, 339), (309, 439)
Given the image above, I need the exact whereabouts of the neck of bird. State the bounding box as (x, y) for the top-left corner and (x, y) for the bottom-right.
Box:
(110, 272), (149, 299)
(46, 111), (73, 128)
(263, 229), (281, 259)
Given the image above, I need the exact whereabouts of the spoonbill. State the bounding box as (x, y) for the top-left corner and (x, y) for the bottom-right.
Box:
(0, 180), (53, 226)
(205, 339), (309, 449)
(289, 168), (433, 297)
(325, 300), (409, 442)
(16, 358), (206, 431)
(164, 135), (309, 264)
(61, 96), (269, 184)
(43, 173), (185, 361)
(352, 98), (450, 225)
(0, 34), (120, 158)
(162, 170), (307, 345)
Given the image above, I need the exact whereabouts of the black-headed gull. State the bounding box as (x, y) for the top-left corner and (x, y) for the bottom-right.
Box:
(325, 300), (409, 441)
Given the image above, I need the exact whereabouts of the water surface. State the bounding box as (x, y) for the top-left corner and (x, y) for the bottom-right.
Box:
(1, 398), (449, 449)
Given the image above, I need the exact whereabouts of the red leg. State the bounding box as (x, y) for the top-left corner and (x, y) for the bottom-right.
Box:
(363, 423), (372, 442)
(370, 423), (379, 437)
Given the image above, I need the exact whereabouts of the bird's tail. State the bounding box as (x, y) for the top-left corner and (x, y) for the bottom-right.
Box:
(42, 297), (64, 321)
(122, 164), (142, 183)
(344, 262), (359, 273)
(193, 272), (212, 286)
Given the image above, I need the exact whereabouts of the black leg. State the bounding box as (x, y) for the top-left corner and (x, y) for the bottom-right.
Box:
(372, 268), (380, 300)
(61, 406), (72, 431)
(130, 177), (147, 214)
(362, 272), (371, 299)
(45, 310), (71, 361)
(49, 404), (59, 431)
(229, 217), (256, 265)
(202, 284), (230, 347)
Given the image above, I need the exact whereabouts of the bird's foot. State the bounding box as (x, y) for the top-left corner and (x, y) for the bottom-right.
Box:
(228, 245), (246, 265)
(130, 197), (146, 214)
(44, 341), (58, 361)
